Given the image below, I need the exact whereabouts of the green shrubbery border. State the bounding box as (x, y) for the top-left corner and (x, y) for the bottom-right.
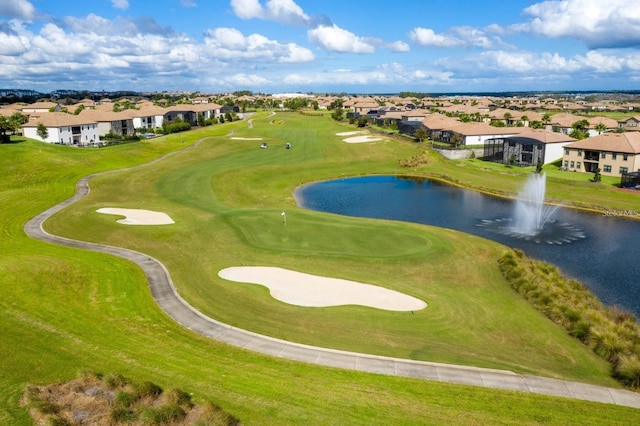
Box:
(498, 250), (640, 388)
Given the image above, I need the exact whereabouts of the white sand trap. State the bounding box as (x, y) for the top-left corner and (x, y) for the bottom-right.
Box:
(344, 135), (383, 143)
(96, 208), (174, 225)
(218, 266), (426, 311)
(335, 131), (364, 136)
(230, 137), (263, 140)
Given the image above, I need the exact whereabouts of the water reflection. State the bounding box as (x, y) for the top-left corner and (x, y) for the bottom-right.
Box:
(295, 175), (640, 317)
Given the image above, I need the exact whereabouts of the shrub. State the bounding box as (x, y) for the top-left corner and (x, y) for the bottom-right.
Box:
(111, 408), (136, 422)
(498, 249), (640, 389)
(105, 373), (128, 389)
(141, 404), (185, 424)
(614, 355), (640, 388)
(165, 388), (193, 407)
(114, 391), (137, 408)
(195, 402), (242, 426)
(134, 381), (163, 398)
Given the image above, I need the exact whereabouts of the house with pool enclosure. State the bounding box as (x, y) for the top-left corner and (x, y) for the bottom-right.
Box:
(482, 129), (576, 166)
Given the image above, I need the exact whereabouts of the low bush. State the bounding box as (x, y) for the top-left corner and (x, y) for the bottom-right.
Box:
(398, 151), (430, 168)
(141, 404), (185, 424)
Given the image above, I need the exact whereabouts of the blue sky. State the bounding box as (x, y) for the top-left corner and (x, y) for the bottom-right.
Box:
(1, 0), (640, 94)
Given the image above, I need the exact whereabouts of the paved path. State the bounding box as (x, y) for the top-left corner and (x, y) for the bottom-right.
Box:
(24, 149), (640, 410)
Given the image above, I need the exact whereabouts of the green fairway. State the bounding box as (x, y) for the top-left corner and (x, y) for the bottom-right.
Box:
(2, 113), (639, 424)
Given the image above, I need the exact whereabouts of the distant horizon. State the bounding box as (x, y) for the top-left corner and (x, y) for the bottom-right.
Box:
(4, 88), (640, 99)
(2, 1), (640, 94)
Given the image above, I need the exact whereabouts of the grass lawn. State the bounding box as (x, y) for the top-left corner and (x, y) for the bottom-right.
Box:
(1, 113), (639, 424)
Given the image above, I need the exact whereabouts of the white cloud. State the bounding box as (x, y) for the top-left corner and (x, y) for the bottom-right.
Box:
(0, 31), (29, 55)
(308, 24), (375, 53)
(204, 27), (314, 62)
(0, 0), (35, 20)
(452, 27), (493, 49)
(230, 0), (263, 19)
(111, 0), (129, 10)
(230, 0), (311, 26)
(180, 0), (197, 7)
(409, 26), (498, 49)
(409, 27), (463, 48)
(387, 40), (410, 53)
(435, 49), (640, 79)
(521, 0), (640, 49)
(224, 73), (270, 87)
(281, 62), (453, 88)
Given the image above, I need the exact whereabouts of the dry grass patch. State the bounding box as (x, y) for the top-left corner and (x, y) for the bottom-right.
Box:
(21, 371), (240, 426)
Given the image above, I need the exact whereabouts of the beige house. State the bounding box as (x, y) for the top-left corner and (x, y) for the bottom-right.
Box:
(617, 116), (640, 132)
(562, 132), (640, 176)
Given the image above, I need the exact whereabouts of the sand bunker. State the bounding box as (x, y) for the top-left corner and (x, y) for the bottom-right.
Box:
(96, 208), (174, 225)
(343, 135), (383, 143)
(335, 131), (364, 136)
(218, 266), (426, 311)
(230, 137), (263, 140)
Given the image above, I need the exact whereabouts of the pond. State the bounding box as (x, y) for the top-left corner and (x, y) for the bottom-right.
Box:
(295, 175), (640, 318)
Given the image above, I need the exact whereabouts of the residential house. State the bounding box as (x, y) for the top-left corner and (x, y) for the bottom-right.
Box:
(20, 101), (61, 114)
(586, 116), (618, 136)
(190, 102), (223, 121)
(192, 96), (210, 104)
(562, 132), (640, 176)
(617, 116), (640, 132)
(79, 109), (135, 137)
(547, 112), (587, 134)
(22, 112), (99, 145)
(447, 122), (522, 147)
(130, 105), (168, 131)
(419, 113), (461, 141)
(483, 129), (575, 166)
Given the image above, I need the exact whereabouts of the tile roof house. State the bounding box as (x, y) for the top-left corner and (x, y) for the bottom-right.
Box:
(483, 129), (576, 166)
(617, 115), (640, 132)
(78, 109), (136, 137)
(22, 112), (99, 145)
(562, 132), (640, 176)
(20, 101), (61, 113)
(586, 116), (619, 136)
(548, 112), (587, 134)
(448, 122), (523, 147)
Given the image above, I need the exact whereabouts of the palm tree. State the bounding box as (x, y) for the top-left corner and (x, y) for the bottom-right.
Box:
(595, 123), (607, 134)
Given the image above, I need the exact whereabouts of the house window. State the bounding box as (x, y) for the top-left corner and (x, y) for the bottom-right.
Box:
(603, 165), (612, 173)
(564, 160), (569, 168)
(576, 162), (581, 169)
(570, 161), (575, 168)
(601, 152), (606, 159)
(623, 154), (629, 161)
(620, 167), (628, 174)
(612, 153), (617, 160)
(578, 149), (582, 157)
(564, 148), (569, 155)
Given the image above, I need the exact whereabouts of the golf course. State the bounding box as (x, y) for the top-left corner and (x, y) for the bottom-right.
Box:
(2, 111), (639, 424)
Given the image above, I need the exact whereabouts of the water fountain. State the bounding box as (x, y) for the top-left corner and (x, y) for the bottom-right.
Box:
(512, 173), (554, 235)
(477, 173), (585, 244)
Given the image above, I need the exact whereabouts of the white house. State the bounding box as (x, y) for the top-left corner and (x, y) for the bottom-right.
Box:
(22, 112), (99, 145)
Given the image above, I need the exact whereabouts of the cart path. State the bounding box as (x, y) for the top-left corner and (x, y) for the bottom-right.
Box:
(24, 142), (640, 410)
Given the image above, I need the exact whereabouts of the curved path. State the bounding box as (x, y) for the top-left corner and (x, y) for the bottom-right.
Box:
(24, 143), (640, 410)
